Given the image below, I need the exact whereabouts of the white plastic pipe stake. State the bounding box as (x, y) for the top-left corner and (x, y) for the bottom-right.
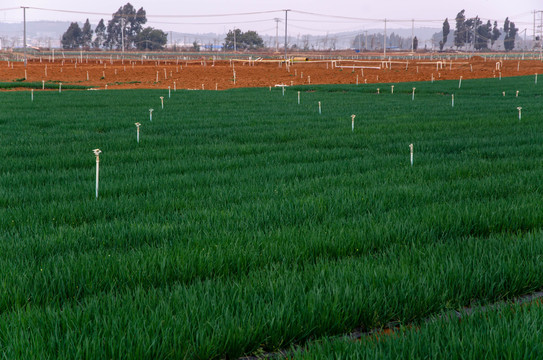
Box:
(451, 94), (454, 107)
(93, 149), (102, 199)
(458, 76), (462, 88)
(59, 83), (62, 93)
(168, 86), (171, 98)
(160, 96), (164, 109)
(135, 123), (141, 143)
(282, 86), (285, 96)
(412, 87), (416, 101)
(174, 82), (176, 91)
(318, 101), (321, 114)
(42, 80), (45, 90)
(536, 73), (538, 84)
(351, 114), (355, 132)
(503, 91), (505, 96)
(516, 90), (519, 97)
(298, 91), (300, 105)
(31, 89), (33, 102)
(377, 88), (380, 94)
(391, 85), (394, 94)
(308, 76), (310, 84)
(409, 144), (413, 166)
(517, 107), (522, 120)
(149, 109), (154, 121)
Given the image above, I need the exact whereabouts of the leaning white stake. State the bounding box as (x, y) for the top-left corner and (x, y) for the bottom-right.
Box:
(135, 122), (141, 143)
(458, 76), (462, 88)
(409, 144), (413, 166)
(351, 114), (355, 132)
(318, 101), (321, 114)
(517, 107), (522, 120)
(516, 90), (519, 97)
(412, 87), (416, 101)
(160, 96), (164, 109)
(93, 149), (102, 199)
(149, 108), (154, 121)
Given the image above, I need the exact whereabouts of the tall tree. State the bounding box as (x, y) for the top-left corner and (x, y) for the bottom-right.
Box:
(135, 27), (167, 50)
(81, 19), (93, 49)
(412, 36), (418, 51)
(224, 29), (264, 50)
(93, 19), (106, 49)
(61, 22), (82, 49)
(491, 21), (501, 48)
(440, 18), (450, 50)
(105, 3), (147, 49)
(504, 17), (518, 51)
(454, 10), (466, 49)
(475, 20), (491, 50)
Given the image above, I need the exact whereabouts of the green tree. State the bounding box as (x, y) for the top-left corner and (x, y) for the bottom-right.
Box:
(475, 20), (491, 50)
(412, 36), (418, 51)
(440, 18), (450, 50)
(135, 27), (167, 50)
(81, 19), (93, 49)
(105, 3), (147, 49)
(491, 21), (501, 48)
(93, 19), (106, 49)
(61, 22), (82, 49)
(224, 29), (264, 50)
(454, 10), (466, 49)
(504, 17), (518, 51)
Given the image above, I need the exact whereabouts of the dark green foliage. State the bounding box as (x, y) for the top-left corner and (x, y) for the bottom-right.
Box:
(61, 22), (82, 49)
(491, 21), (501, 48)
(105, 3), (147, 49)
(440, 18), (450, 51)
(504, 17), (519, 51)
(224, 28), (264, 50)
(1, 76), (543, 358)
(135, 27), (167, 50)
(475, 20), (491, 50)
(93, 19), (107, 49)
(81, 19), (93, 49)
(454, 9), (466, 48)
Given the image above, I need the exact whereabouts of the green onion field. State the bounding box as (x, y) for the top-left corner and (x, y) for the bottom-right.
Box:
(1, 76), (543, 358)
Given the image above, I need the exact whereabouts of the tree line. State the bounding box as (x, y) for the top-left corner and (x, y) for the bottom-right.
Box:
(61, 3), (167, 50)
(439, 10), (519, 51)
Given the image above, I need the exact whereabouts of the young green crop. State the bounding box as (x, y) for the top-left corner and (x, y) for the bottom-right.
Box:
(0, 75), (542, 358)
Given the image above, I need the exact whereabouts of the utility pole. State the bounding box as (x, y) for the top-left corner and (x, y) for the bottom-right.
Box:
(22, 6), (27, 67)
(274, 18), (280, 52)
(234, 29), (237, 52)
(383, 18), (387, 58)
(284, 9), (290, 61)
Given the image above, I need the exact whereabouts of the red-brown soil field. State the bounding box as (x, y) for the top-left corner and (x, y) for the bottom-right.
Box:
(2, 54), (543, 90)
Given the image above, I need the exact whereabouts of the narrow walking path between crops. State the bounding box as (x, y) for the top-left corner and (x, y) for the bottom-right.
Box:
(239, 290), (543, 359)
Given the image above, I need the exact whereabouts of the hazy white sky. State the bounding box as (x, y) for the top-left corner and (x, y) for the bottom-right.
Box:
(3, 0), (540, 35)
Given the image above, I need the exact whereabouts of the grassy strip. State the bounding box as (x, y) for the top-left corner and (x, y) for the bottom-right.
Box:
(0, 81), (90, 90)
(292, 297), (543, 359)
(0, 76), (542, 357)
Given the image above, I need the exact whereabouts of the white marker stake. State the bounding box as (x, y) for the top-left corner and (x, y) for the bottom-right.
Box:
(516, 90), (519, 97)
(391, 85), (394, 94)
(499, 72), (501, 80)
(135, 122), (141, 143)
(458, 76), (462, 88)
(156, 71), (159, 82)
(42, 80), (45, 90)
(31, 89), (33, 102)
(24, 70), (27, 80)
(298, 91), (300, 105)
(59, 83), (62, 93)
(409, 144), (413, 166)
(149, 109), (154, 121)
(377, 88), (380, 94)
(160, 96), (164, 109)
(412, 87), (416, 101)
(536, 73), (538, 84)
(87, 71), (89, 81)
(282, 86), (285, 96)
(93, 149), (102, 199)
(351, 114), (355, 132)
(356, 75), (358, 85)
(517, 107), (522, 120)
(308, 76), (310, 84)
(168, 86), (171, 98)
(451, 94), (454, 107)
(318, 101), (321, 115)
(503, 91), (506, 96)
